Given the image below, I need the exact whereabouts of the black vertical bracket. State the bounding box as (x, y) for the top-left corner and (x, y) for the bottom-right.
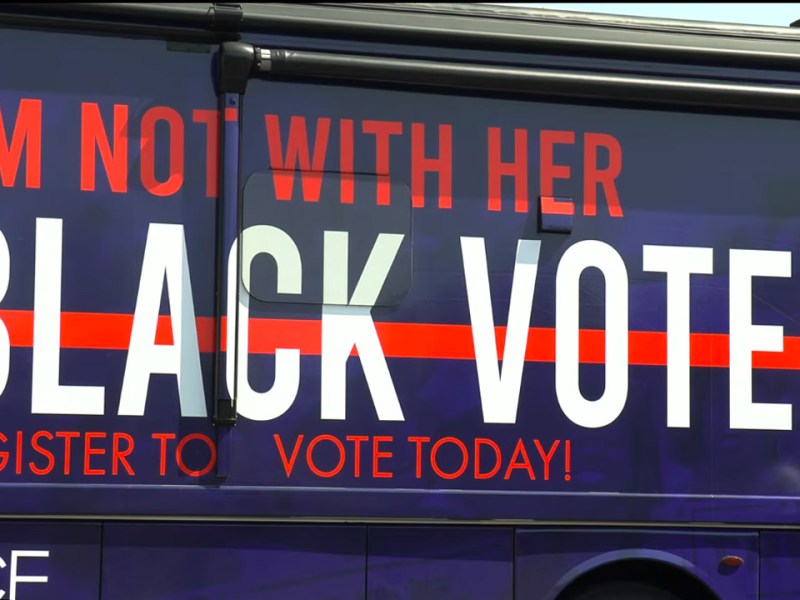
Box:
(213, 41), (255, 477)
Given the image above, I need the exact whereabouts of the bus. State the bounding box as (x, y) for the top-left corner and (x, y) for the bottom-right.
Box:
(0, 2), (799, 598)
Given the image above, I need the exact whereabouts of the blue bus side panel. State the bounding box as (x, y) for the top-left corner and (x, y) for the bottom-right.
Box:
(366, 526), (513, 600)
(760, 531), (800, 599)
(100, 523), (366, 600)
(2, 15), (800, 528)
(0, 522), (101, 599)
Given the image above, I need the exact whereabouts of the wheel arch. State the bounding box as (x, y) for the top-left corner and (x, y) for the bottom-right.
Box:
(545, 550), (721, 600)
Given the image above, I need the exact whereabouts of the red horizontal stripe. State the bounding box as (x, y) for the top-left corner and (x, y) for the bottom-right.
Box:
(0, 309), (794, 370)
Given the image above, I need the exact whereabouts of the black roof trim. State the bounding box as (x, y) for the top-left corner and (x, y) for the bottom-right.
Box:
(356, 3), (800, 40)
(1, 3), (800, 69)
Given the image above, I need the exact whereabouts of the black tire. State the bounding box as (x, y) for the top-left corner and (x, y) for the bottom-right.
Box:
(561, 580), (684, 600)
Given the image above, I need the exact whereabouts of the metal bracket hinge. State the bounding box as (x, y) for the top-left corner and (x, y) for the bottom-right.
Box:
(215, 399), (237, 426)
(217, 41), (256, 94)
(210, 3), (243, 30)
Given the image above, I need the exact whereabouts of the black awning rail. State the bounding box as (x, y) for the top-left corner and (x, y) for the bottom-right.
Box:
(241, 44), (800, 116)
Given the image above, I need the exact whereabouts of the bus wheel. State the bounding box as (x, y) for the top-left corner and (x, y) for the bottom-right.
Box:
(562, 581), (683, 600)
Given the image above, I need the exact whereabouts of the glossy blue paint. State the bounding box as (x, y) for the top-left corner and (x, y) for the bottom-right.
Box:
(0, 522), (101, 599)
(759, 532), (800, 599)
(101, 523), (366, 600)
(367, 526), (513, 600)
